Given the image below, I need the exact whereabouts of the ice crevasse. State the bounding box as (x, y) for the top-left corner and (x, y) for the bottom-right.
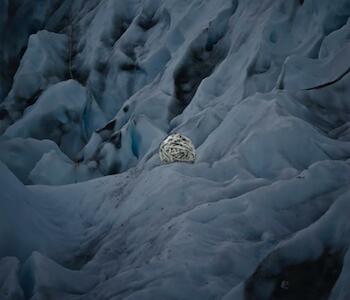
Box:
(1, 0), (350, 299)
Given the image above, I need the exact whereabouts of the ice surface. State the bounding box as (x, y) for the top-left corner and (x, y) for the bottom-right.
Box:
(0, 30), (68, 130)
(4, 80), (105, 159)
(1, 0), (350, 299)
(0, 137), (66, 184)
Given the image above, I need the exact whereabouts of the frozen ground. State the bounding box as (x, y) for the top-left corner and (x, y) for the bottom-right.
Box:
(1, 0), (350, 299)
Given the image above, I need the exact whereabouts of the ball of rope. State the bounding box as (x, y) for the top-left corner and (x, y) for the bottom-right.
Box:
(159, 133), (196, 163)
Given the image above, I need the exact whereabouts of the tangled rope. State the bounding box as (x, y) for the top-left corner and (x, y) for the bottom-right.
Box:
(159, 133), (196, 163)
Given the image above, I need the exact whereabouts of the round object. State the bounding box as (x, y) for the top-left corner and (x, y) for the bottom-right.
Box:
(159, 133), (196, 163)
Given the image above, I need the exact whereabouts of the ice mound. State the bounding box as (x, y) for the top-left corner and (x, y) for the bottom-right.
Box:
(0, 30), (68, 133)
(0, 137), (66, 184)
(1, 0), (350, 299)
(4, 80), (105, 159)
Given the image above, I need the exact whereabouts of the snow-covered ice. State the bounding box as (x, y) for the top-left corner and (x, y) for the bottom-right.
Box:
(1, 0), (350, 299)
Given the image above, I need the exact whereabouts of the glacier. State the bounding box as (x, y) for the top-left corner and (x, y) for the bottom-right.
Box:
(1, 0), (350, 299)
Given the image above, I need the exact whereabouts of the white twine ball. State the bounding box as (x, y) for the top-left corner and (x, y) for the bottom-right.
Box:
(159, 133), (196, 163)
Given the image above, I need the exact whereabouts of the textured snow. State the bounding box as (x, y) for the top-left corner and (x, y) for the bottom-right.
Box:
(1, 0), (350, 299)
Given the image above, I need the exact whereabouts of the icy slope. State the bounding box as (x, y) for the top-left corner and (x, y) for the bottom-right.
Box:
(1, 0), (350, 299)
